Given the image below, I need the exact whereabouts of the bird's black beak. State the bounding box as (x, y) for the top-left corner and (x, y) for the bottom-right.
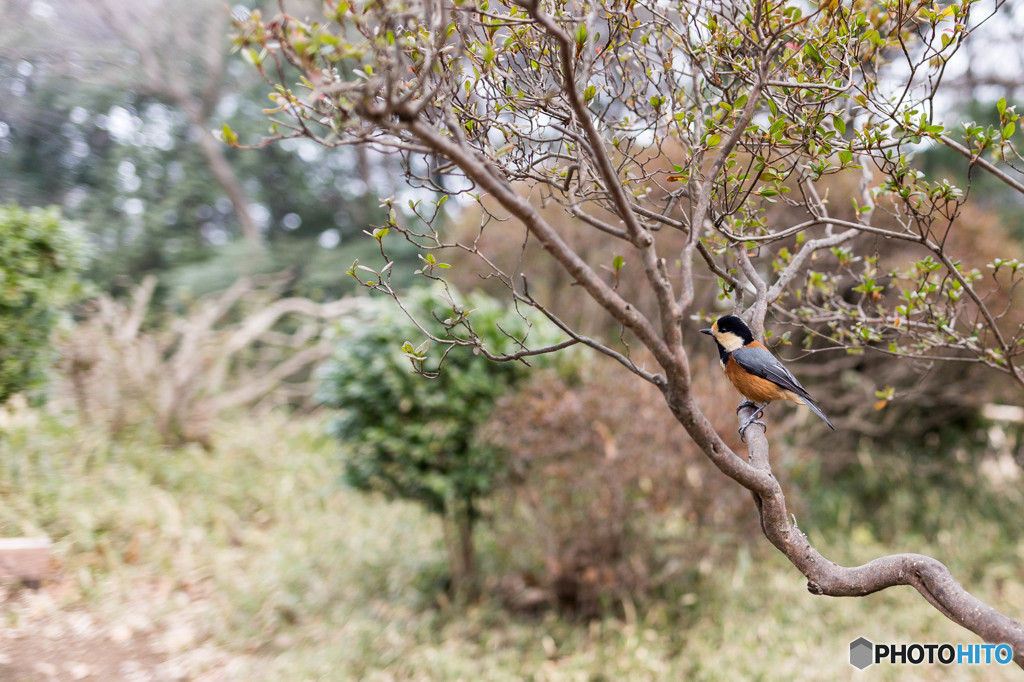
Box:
(699, 328), (713, 336)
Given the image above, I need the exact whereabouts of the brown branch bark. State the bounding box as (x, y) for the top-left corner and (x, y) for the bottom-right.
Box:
(210, 340), (334, 412)
(524, 0), (685, 357)
(737, 404), (1024, 666)
(400, 117), (678, 376)
(938, 134), (1024, 196)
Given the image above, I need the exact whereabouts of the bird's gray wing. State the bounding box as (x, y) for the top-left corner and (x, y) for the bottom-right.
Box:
(731, 345), (811, 399)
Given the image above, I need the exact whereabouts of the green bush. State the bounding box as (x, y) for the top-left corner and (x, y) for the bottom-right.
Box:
(0, 204), (89, 404)
(317, 285), (567, 593)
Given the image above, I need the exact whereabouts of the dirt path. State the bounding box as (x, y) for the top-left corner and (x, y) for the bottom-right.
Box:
(0, 581), (248, 681)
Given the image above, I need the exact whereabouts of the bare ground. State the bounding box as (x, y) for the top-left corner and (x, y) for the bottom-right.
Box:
(0, 578), (249, 682)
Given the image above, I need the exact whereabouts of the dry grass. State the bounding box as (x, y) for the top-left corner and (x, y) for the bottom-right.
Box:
(0, 406), (1020, 680)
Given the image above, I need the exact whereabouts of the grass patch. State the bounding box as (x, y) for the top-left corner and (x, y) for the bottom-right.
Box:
(0, 410), (1020, 680)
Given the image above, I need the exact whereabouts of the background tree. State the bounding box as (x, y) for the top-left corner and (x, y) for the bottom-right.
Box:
(0, 0), (418, 296)
(1, 0), (269, 246)
(59, 273), (363, 447)
(317, 285), (568, 596)
(238, 0), (1024, 664)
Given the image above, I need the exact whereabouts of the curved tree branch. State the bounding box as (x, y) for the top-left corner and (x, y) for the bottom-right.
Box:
(736, 404), (1024, 666)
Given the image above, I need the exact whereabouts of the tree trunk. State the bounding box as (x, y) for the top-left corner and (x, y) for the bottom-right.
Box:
(193, 123), (263, 248)
(444, 501), (478, 602)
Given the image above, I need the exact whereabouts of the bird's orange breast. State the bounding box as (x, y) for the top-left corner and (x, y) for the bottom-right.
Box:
(723, 354), (790, 403)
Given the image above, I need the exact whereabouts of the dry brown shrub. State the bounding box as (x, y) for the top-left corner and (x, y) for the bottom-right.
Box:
(56, 275), (361, 447)
(481, 355), (756, 615)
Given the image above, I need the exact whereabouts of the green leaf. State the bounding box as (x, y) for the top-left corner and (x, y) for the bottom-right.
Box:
(241, 48), (262, 67)
(220, 124), (239, 146)
(575, 24), (587, 45)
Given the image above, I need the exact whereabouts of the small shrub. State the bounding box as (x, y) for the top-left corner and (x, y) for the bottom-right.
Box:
(0, 204), (89, 405)
(317, 285), (566, 596)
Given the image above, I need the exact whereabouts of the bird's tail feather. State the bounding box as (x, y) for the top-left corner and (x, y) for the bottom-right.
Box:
(804, 397), (835, 430)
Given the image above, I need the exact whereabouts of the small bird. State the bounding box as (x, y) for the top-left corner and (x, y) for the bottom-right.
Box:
(700, 315), (835, 439)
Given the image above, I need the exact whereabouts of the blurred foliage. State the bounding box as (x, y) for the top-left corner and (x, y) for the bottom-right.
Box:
(796, 426), (1024, 561)
(0, 36), (418, 298)
(318, 285), (566, 517)
(0, 62), (219, 290)
(0, 203), (88, 404)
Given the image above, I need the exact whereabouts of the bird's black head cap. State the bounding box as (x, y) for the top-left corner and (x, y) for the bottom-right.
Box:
(714, 315), (755, 345)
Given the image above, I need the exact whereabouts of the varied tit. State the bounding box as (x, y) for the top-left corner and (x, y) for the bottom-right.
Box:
(700, 315), (835, 439)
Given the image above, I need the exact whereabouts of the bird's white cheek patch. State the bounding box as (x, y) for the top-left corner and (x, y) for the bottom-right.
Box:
(715, 331), (744, 352)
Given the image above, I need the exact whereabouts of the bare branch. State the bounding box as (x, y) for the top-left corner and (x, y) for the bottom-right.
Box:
(740, 412), (1024, 666)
